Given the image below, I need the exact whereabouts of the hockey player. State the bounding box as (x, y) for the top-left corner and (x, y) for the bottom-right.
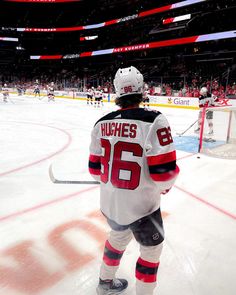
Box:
(2, 83), (9, 102)
(195, 86), (218, 135)
(98, 85), (104, 106)
(34, 81), (40, 98)
(94, 86), (103, 107)
(87, 87), (94, 105)
(22, 84), (26, 95)
(47, 82), (55, 102)
(98, 86), (104, 106)
(143, 83), (150, 108)
(16, 84), (23, 96)
(88, 66), (179, 295)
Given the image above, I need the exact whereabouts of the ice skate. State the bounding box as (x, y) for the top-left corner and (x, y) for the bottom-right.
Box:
(208, 129), (213, 135)
(96, 278), (128, 295)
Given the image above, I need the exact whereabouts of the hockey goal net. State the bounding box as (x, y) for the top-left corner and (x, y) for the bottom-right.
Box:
(198, 106), (236, 159)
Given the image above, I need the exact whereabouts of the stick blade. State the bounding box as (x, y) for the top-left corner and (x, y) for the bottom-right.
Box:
(176, 132), (183, 136)
(49, 164), (58, 183)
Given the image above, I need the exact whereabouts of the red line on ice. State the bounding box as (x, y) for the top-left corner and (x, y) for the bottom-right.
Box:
(0, 186), (98, 222)
(174, 185), (236, 221)
(0, 121), (72, 177)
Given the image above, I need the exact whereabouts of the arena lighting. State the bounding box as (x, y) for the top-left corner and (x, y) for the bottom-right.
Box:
(0, 37), (18, 41)
(30, 30), (236, 60)
(163, 14), (191, 25)
(196, 58), (233, 62)
(4, 0), (82, 3)
(16, 46), (25, 50)
(80, 36), (98, 41)
(3, 0), (206, 33)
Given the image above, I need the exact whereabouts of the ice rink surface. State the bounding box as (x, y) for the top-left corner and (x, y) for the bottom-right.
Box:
(0, 94), (236, 295)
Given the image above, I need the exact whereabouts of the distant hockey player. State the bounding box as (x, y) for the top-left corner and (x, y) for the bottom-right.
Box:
(16, 84), (23, 96)
(195, 86), (218, 135)
(34, 80), (40, 98)
(47, 82), (55, 101)
(88, 66), (179, 295)
(22, 84), (26, 95)
(94, 86), (103, 107)
(2, 83), (9, 102)
(143, 83), (150, 108)
(98, 85), (104, 106)
(87, 87), (94, 105)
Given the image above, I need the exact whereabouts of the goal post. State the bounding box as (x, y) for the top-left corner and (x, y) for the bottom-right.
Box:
(198, 106), (236, 159)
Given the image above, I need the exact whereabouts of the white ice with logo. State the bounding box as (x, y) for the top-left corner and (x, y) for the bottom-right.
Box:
(0, 94), (235, 295)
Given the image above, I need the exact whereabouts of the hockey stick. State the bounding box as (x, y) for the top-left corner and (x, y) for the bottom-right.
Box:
(49, 164), (100, 185)
(176, 119), (198, 136)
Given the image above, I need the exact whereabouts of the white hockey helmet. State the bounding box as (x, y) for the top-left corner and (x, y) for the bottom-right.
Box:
(200, 87), (208, 95)
(4, 83), (7, 87)
(113, 66), (144, 98)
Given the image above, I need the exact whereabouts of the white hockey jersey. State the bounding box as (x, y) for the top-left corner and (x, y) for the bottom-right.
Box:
(34, 84), (40, 91)
(48, 86), (54, 95)
(89, 107), (179, 225)
(87, 88), (94, 96)
(2, 86), (9, 95)
(199, 93), (218, 108)
(94, 89), (103, 98)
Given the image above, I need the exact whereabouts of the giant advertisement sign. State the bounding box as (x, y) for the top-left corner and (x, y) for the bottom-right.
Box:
(147, 95), (199, 109)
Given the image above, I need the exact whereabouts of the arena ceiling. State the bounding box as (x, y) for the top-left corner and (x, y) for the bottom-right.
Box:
(0, 0), (236, 79)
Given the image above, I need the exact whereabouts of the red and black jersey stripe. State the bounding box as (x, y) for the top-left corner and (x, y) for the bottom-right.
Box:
(136, 257), (160, 283)
(147, 151), (179, 182)
(103, 240), (125, 266)
(89, 154), (101, 175)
